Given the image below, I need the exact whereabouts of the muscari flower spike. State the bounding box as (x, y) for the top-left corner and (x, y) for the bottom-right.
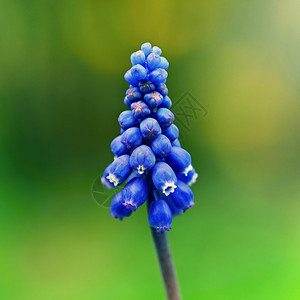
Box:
(101, 42), (198, 232)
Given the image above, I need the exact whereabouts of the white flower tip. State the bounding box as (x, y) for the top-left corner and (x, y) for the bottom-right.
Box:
(106, 173), (119, 187)
(137, 165), (146, 175)
(162, 181), (177, 196)
(183, 164), (193, 176)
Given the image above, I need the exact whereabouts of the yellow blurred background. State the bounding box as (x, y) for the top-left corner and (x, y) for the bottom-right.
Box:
(0, 0), (299, 299)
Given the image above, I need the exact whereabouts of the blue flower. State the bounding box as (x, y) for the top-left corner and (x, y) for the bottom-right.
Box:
(149, 68), (168, 85)
(101, 42), (198, 230)
(131, 101), (151, 119)
(152, 46), (162, 56)
(124, 64), (147, 86)
(124, 87), (142, 107)
(118, 110), (138, 130)
(140, 117), (162, 141)
(110, 135), (128, 157)
(165, 147), (192, 176)
(163, 124), (179, 141)
(130, 50), (146, 66)
(147, 53), (161, 71)
(122, 177), (148, 211)
(138, 80), (155, 94)
(158, 57), (169, 70)
(141, 42), (152, 57)
(144, 91), (164, 109)
(130, 145), (156, 174)
(121, 127), (143, 150)
(158, 95), (172, 109)
(155, 83), (168, 97)
(151, 134), (172, 158)
(152, 162), (177, 196)
(155, 108), (174, 129)
(148, 200), (172, 232)
(167, 180), (195, 212)
(104, 155), (132, 187)
(110, 190), (132, 220)
(126, 87), (142, 101)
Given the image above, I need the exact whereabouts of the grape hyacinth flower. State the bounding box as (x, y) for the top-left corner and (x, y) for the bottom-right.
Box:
(101, 42), (198, 300)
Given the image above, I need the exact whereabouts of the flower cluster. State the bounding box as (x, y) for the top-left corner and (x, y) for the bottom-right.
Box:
(101, 42), (198, 232)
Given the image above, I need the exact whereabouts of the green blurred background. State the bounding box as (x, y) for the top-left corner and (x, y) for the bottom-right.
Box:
(1, 0), (299, 299)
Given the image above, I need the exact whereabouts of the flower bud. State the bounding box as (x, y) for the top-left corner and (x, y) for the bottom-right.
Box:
(138, 80), (155, 94)
(151, 134), (172, 158)
(106, 155), (132, 187)
(131, 101), (151, 119)
(140, 118), (162, 141)
(131, 64), (147, 81)
(158, 95), (172, 109)
(149, 68), (168, 85)
(118, 110), (138, 130)
(148, 200), (172, 232)
(121, 127), (143, 150)
(130, 145), (156, 174)
(141, 42), (152, 57)
(130, 50), (146, 66)
(124, 64), (147, 86)
(152, 46), (162, 56)
(110, 135), (127, 157)
(157, 57), (169, 70)
(155, 108), (174, 129)
(110, 190), (132, 220)
(163, 124), (179, 141)
(124, 87), (142, 107)
(152, 162), (177, 196)
(167, 180), (194, 212)
(144, 92), (163, 109)
(155, 83), (168, 97)
(165, 147), (192, 176)
(147, 53), (161, 71)
(122, 177), (148, 211)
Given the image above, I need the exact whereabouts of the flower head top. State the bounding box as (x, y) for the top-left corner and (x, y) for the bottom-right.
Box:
(102, 42), (198, 232)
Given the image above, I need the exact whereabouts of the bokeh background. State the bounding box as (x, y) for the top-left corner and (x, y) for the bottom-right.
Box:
(1, 0), (299, 299)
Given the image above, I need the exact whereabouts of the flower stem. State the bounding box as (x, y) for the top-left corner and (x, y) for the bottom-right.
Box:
(148, 192), (182, 300)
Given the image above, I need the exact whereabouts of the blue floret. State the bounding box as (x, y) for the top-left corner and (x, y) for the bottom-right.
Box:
(121, 127), (143, 150)
(166, 180), (195, 212)
(131, 101), (151, 119)
(148, 200), (172, 232)
(118, 110), (138, 130)
(130, 145), (156, 174)
(155, 108), (174, 129)
(110, 135), (128, 157)
(151, 134), (172, 158)
(140, 117), (162, 141)
(110, 191), (132, 220)
(122, 177), (148, 211)
(144, 92), (164, 109)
